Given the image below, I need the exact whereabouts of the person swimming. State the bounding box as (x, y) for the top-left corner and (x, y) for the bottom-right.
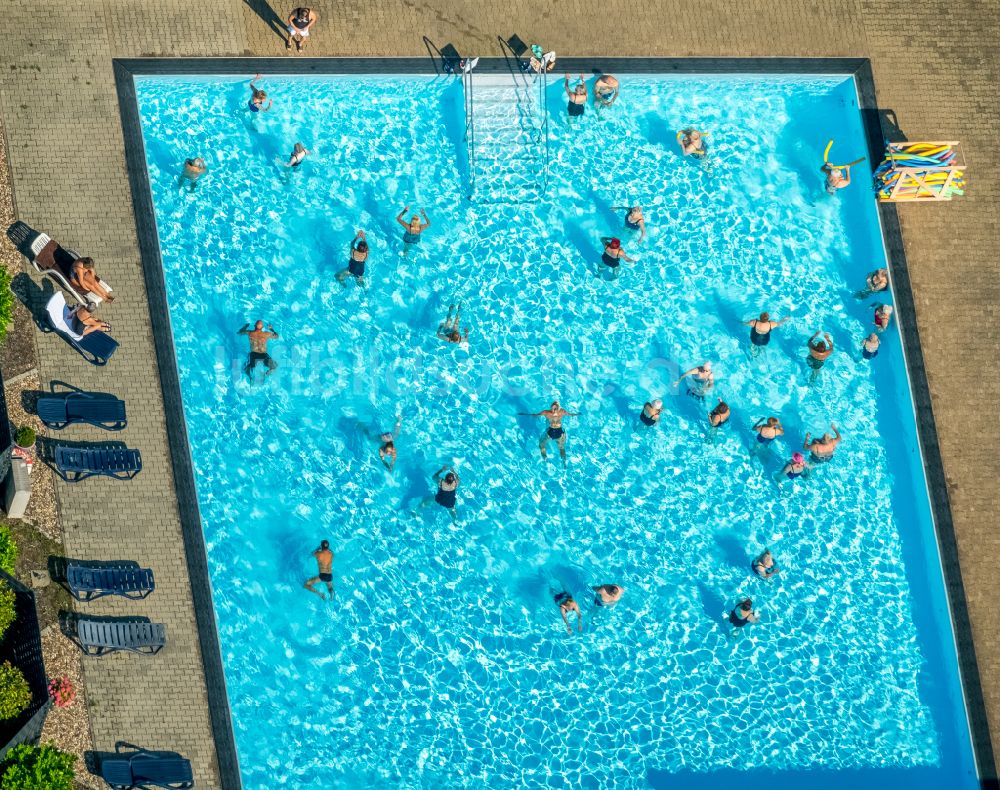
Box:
(564, 74), (587, 118)
(639, 398), (663, 427)
(377, 415), (402, 472)
(554, 591), (583, 633)
(729, 598), (759, 629)
(822, 162), (851, 193)
(679, 128), (707, 159)
(752, 550), (780, 580)
(753, 416), (784, 445)
(674, 362), (714, 400)
(436, 303), (469, 344)
(744, 312), (789, 355)
(284, 142), (310, 168)
(592, 584), (624, 607)
(600, 237), (634, 271)
(862, 332), (881, 360)
(396, 206), (430, 251)
(336, 230), (369, 287)
(781, 452), (809, 480)
(248, 73), (273, 112)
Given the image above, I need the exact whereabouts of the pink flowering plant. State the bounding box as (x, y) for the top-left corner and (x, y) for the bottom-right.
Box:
(47, 676), (75, 708)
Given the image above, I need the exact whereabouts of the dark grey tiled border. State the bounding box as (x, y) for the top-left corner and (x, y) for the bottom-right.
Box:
(112, 57), (996, 790)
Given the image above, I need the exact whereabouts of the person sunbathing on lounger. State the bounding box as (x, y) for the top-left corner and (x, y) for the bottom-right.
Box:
(71, 304), (111, 336)
(239, 320), (279, 379)
(70, 258), (114, 303)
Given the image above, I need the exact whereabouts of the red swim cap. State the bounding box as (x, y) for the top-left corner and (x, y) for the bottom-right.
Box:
(609, 238), (621, 249)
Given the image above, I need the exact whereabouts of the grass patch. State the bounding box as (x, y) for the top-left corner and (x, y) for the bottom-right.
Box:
(6, 521), (71, 630)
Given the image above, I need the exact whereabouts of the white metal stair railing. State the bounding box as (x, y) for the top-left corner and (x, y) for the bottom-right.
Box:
(467, 72), (549, 204)
(462, 65), (477, 199)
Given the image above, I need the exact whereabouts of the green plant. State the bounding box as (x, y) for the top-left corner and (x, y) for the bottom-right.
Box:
(0, 743), (75, 790)
(0, 662), (30, 720)
(12, 427), (34, 449)
(0, 581), (14, 643)
(0, 527), (15, 575)
(0, 268), (12, 345)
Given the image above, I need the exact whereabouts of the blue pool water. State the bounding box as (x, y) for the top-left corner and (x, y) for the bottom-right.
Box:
(134, 73), (978, 789)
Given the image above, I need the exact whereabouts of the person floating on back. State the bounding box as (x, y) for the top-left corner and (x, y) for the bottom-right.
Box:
(239, 320), (279, 379)
(521, 401), (579, 465)
(396, 206), (430, 253)
(286, 7), (318, 52)
(555, 590), (583, 634)
(304, 539), (334, 600)
(436, 303), (469, 344)
(248, 74), (272, 113)
(336, 230), (369, 288)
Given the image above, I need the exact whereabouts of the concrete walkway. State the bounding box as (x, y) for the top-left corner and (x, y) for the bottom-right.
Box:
(0, 2), (997, 788)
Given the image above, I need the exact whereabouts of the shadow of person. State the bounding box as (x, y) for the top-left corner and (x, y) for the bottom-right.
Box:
(11, 273), (55, 332)
(243, 0), (287, 42)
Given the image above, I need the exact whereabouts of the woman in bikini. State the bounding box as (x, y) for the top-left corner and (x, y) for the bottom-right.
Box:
(336, 230), (369, 287)
(284, 142), (310, 168)
(72, 304), (111, 336)
(708, 399), (730, 429)
(743, 312), (789, 355)
(69, 257), (114, 303)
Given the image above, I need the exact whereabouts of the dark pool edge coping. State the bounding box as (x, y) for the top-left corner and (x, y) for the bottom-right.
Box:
(111, 56), (997, 790)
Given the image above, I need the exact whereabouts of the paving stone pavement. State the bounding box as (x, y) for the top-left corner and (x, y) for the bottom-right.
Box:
(0, 2), (997, 788)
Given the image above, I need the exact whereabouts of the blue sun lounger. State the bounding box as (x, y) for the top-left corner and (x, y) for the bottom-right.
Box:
(66, 563), (154, 602)
(54, 445), (142, 482)
(45, 292), (118, 366)
(100, 742), (193, 789)
(76, 618), (166, 657)
(38, 389), (127, 431)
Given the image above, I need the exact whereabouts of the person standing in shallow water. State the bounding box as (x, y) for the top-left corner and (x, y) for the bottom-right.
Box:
(807, 331), (833, 383)
(304, 540), (334, 600)
(593, 584), (624, 607)
(336, 230), (369, 288)
(521, 401), (579, 464)
(179, 157), (206, 191)
(729, 598), (759, 631)
(752, 416), (784, 446)
(639, 398), (663, 427)
(674, 362), (714, 401)
(396, 206), (430, 254)
(862, 332), (880, 360)
(564, 74), (588, 119)
(752, 550), (780, 580)
(421, 466), (460, 523)
(247, 74), (272, 112)
(743, 312), (789, 356)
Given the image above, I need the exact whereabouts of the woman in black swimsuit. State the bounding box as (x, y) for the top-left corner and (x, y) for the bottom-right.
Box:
(423, 466), (459, 523)
(335, 230), (369, 287)
(729, 598), (758, 631)
(600, 237), (634, 275)
(743, 312), (789, 356)
(564, 74), (587, 119)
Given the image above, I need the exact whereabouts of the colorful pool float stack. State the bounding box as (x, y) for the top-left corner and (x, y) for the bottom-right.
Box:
(874, 141), (966, 201)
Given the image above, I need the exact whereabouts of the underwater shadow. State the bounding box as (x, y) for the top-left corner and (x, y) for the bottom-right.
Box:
(695, 581), (727, 628)
(713, 532), (750, 574)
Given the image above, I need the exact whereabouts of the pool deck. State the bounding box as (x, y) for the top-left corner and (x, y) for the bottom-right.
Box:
(0, 2), (998, 788)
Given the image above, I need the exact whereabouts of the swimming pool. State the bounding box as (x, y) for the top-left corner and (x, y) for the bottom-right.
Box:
(133, 69), (979, 789)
